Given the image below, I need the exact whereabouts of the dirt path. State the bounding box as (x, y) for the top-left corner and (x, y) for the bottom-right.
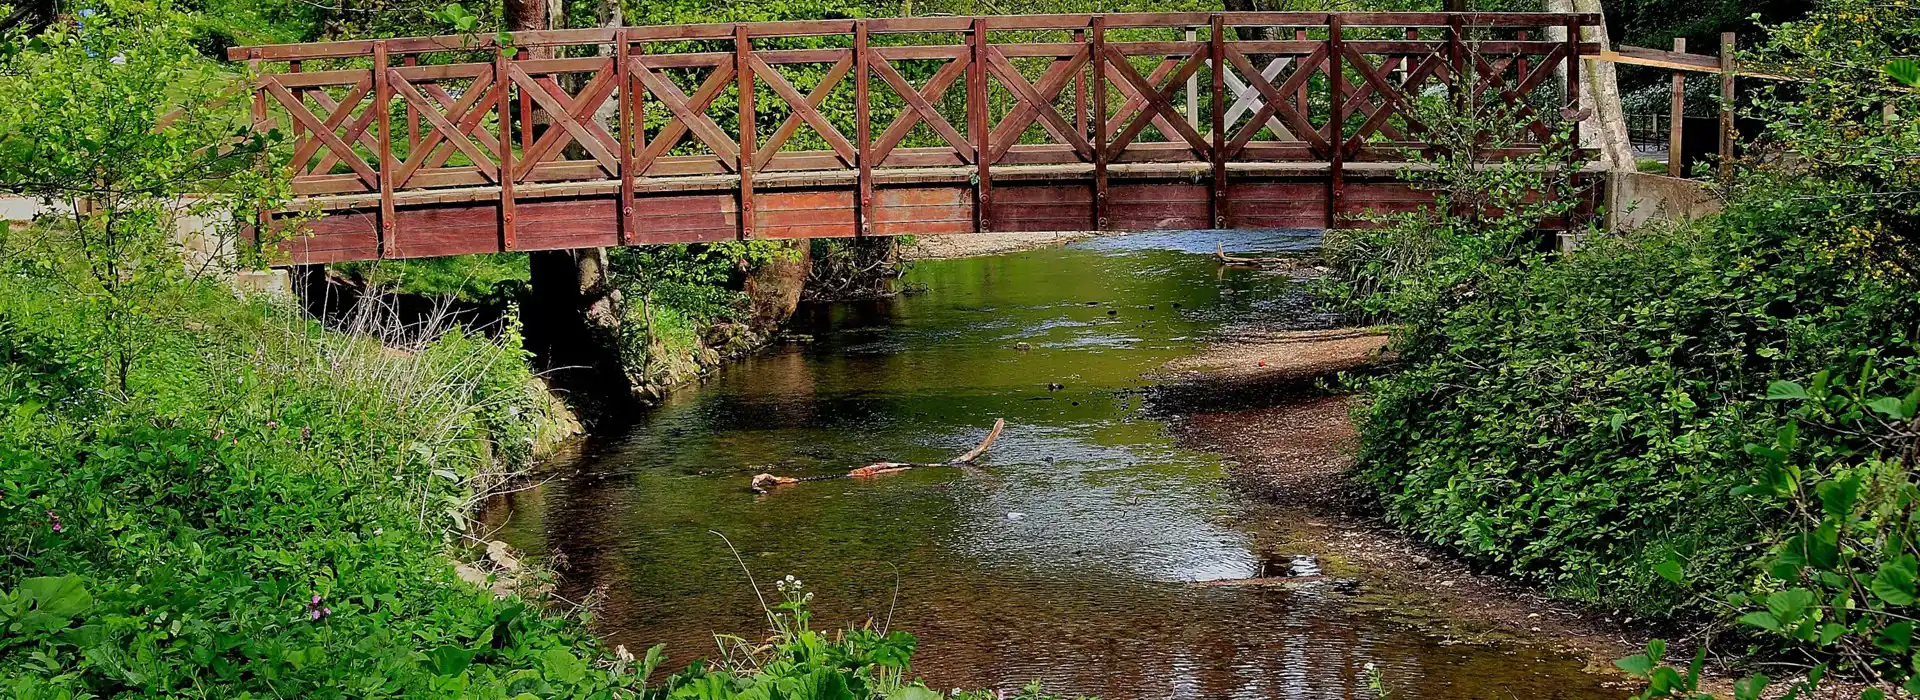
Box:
(1155, 328), (1717, 696)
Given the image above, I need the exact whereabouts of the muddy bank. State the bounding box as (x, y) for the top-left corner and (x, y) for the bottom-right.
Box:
(1158, 328), (1716, 695)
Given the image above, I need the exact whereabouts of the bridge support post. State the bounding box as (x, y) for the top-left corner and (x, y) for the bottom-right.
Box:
(1090, 15), (1108, 232)
(1209, 14), (1226, 229)
(1326, 16), (1344, 230)
(855, 20), (872, 236)
(970, 18), (992, 232)
(736, 24), (756, 240)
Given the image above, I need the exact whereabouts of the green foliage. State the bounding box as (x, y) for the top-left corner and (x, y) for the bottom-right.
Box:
(609, 241), (790, 387)
(0, 0), (288, 394)
(338, 253), (534, 305)
(1320, 79), (1584, 326)
(1341, 0), (1920, 627)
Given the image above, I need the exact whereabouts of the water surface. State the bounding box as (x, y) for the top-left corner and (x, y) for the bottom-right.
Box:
(487, 230), (1619, 699)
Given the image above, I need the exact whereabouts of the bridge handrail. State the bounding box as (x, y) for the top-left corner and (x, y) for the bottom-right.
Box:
(233, 10), (1601, 259)
(226, 12), (1600, 62)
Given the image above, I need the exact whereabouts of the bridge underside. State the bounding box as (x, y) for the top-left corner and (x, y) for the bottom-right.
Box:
(273, 162), (1599, 264)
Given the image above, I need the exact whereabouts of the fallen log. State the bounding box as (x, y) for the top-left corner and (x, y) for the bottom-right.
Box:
(750, 418), (1006, 493)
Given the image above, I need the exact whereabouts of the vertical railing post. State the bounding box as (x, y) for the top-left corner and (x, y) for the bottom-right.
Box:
(496, 48), (516, 252)
(1073, 28), (1088, 138)
(970, 17), (992, 232)
(374, 40), (395, 258)
(1565, 16), (1582, 131)
(403, 56), (419, 153)
(1719, 31), (1736, 182)
(1326, 15), (1343, 230)
(518, 51), (533, 152)
(1209, 14), (1226, 229)
(735, 25), (755, 240)
(1565, 16), (1584, 236)
(288, 60), (303, 144)
(248, 49), (267, 250)
(1294, 29), (1309, 117)
(1186, 25), (1201, 134)
(617, 28), (635, 244)
(856, 20), (872, 236)
(1668, 37), (1686, 177)
(1091, 15), (1108, 231)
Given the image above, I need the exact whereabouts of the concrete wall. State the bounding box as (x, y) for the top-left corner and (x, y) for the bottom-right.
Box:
(1, 194), (289, 297)
(1607, 171), (1722, 232)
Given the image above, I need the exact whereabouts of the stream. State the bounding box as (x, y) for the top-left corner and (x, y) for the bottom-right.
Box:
(483, 230), (1621, 699)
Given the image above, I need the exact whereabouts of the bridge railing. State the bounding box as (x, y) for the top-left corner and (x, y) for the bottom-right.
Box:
(229, 12), (1599, 259)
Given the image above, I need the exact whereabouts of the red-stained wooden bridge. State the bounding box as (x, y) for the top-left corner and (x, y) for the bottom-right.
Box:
(230, 12), (1602, 265)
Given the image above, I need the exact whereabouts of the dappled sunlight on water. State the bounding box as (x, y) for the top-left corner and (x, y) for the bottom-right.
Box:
(484, 230), (1620, 699)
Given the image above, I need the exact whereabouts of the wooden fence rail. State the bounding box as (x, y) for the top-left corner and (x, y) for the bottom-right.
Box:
(229, 11), (1602, 264)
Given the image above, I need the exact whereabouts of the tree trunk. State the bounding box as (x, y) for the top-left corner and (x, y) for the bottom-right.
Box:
(1548, 0), (1635, 173)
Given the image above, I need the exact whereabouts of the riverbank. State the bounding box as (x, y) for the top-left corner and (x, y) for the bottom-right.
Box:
(1156, 326), (1727, 694)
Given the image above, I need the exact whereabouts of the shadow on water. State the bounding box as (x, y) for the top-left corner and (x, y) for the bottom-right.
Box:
(480, 230), (1621, 699)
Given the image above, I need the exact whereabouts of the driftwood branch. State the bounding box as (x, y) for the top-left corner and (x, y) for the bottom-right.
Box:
(750, 418), (1006, 493)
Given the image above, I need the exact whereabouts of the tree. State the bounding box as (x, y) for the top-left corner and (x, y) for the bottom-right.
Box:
(0, 0), (284, 393)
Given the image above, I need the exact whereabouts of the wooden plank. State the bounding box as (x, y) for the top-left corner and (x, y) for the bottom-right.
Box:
(1090, 15), (1107, 231)
(495, 49), (516, 251)
(618, 28), (636, 244)
(374, 41), (396, 257)
(1669, 37), (1685, 178)
(1327, 18), (1344, 229)
(388, 204), (503, 258)
(1209, 14), (1226, 228)
(1719, 32), (1735, 181)
(856, 21), (872, 236)
(970, 18), (991, 232)
(736, 25), (756, 239)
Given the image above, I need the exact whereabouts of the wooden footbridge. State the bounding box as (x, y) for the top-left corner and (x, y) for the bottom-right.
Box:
(231, 12), (1602, 264)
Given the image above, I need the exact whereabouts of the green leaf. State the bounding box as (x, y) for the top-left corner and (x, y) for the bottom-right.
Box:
(1817, 474), (1862, 518)
(1818, 623), (1847, 645)
(540, 648), (586, 685)
(1767, 380), (1809, 400)
(1766, 588), (1815, 625)
(1872, 555), (1919, 606)
(1615, 653), (1656, 677)
(1733, 674), (1769, 700)
(1864, 688), (1888, 700)
(424, 645), (476, 677)
(1875, 621), (1914, 655)
(1888, 58), (1920, 87)
(1655, 556), (1686, 585)
(1868, 396), (1912, 419)
(1738, 611), (1783, 632)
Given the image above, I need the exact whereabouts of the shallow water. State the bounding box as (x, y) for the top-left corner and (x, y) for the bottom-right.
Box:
(486, 230), (1621, 699)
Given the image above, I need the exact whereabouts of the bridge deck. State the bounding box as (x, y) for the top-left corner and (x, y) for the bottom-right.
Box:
(231, 12), (1603, 264)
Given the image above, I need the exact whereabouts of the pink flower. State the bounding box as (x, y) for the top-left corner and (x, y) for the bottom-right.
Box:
(46, 511), (61, 533)
(307, 592), (332, 621)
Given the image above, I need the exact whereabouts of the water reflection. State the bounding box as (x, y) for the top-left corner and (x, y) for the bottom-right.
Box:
(487, 230), (1618, 699)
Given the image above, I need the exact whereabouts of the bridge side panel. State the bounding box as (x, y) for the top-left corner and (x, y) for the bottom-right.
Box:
(515, 197), (622, 252)
(633, 194), (738, 245)
(990, 184), (1091, 233)
(273, 210), (379, 265)
(869, 186), (974, 236)
(1225, 180), (1328, 230)
(1109, 182), (1209, 231)
(758, 190), (858, 240)
(389, 203), (504, 259)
